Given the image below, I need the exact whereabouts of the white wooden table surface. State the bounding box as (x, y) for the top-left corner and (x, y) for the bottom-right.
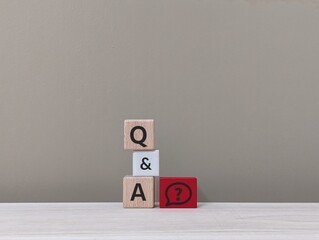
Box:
(0, 203), (318, 239)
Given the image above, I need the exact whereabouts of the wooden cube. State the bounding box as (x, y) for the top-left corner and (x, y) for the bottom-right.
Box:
(133, 150), (159, 177)
(124, 119), (155, 150)
(123, 176), (155, 208)
(160, 177), (197, 208)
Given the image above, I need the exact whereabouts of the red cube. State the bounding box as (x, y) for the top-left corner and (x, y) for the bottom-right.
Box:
(160, 177), (197, 208)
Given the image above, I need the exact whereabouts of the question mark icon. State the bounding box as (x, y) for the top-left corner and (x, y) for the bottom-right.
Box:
(175, 187), (182, 201)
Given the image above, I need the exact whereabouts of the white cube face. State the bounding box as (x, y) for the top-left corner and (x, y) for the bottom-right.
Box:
(133, 150), (159, 176)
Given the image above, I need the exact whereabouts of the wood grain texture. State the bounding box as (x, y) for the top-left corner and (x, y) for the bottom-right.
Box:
(0, 203), (319, 239)
(123, 176), (155, 208)
(124, 119), (155, 150)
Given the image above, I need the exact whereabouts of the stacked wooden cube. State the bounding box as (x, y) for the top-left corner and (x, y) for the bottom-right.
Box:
(123, 119), (197, 208)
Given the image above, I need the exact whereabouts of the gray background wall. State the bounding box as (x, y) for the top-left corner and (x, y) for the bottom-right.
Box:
(1, 0), (319, 202)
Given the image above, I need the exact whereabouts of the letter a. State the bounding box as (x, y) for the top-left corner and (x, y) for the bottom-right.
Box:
(130, 183), (146, 201)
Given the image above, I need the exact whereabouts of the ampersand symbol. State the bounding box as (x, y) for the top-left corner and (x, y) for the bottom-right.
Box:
(140, 157), (152, 170)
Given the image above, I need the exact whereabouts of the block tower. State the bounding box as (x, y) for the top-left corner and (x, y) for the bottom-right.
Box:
(123, 119), (197, 208)
(123, 119), (157, 208)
